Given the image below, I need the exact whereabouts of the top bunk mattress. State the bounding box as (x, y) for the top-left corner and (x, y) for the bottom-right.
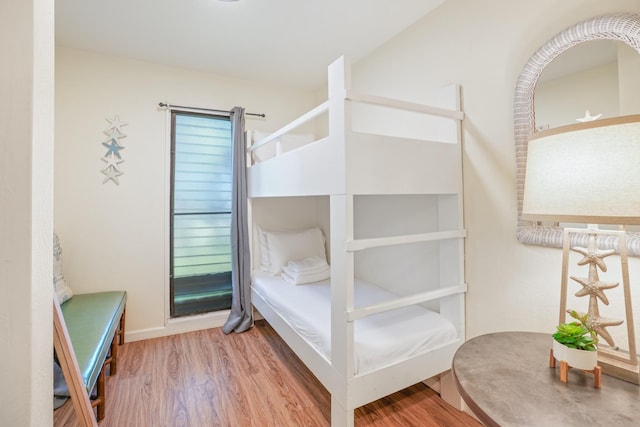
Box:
(252, 271), (457, 375)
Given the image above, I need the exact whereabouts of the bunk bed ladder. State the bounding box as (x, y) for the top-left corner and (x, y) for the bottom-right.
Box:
(326, 57), (466, 427)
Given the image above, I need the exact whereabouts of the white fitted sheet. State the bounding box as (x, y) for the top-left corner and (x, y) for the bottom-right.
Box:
(252, 271), (457, 375)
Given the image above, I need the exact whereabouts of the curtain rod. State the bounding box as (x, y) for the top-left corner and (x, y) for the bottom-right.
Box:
(158, 102), (266, 118)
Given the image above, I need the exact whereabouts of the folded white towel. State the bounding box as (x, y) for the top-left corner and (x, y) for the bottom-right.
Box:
(281, 264), (330, 285)
(285, 255), (329, 274)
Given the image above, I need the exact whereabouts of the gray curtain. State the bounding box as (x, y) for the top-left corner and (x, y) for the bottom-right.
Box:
(223, 107), (253, 334)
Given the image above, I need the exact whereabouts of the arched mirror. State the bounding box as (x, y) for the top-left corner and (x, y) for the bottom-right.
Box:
(535, 40), (639, 131)
(515, 13), (640, 255)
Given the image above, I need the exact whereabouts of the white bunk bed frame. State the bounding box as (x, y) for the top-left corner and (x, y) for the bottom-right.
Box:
(247, 56), (466, 427)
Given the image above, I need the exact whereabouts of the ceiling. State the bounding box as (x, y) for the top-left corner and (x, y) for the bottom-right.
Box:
(55, 0), (445, 89)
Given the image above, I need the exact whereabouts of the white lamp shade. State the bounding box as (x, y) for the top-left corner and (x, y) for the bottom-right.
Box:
(522, 114), (640, 225)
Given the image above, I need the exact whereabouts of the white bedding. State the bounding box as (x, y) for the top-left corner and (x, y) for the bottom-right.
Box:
(252, 271), (457, 375)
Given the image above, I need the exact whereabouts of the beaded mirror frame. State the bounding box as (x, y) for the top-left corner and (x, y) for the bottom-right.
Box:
(514, 13), (640, 255)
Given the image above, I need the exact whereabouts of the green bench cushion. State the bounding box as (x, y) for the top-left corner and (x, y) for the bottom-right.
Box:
(60, 291), (127, 393)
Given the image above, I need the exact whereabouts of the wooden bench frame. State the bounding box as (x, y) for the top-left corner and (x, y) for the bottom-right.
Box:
(53, 297), (126, 426)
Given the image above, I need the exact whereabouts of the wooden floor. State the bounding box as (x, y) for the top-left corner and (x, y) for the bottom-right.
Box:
(54, 320), (481, 427)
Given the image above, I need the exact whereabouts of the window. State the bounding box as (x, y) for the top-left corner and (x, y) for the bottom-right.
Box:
(170, 112), (233, 317)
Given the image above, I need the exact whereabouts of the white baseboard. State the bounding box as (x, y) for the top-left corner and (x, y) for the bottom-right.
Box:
(125, 310), (230, 342)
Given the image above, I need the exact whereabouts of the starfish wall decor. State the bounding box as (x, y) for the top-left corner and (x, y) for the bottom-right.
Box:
(101, 115), (127, 185)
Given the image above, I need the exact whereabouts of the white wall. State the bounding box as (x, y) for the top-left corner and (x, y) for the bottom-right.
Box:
(352, 0), (640, 347)
(54, 47), (317, 340)
(0, 0), (54, 425)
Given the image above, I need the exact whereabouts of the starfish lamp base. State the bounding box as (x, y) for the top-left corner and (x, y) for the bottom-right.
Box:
(559, 226), (639, 386)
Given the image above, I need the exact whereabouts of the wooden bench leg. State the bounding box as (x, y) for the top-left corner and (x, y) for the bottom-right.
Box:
(95, 306), (126, 419)
(109, 336), (118, 375)
(110, 307), (126, 375)
(118, 306), (126, 345)
(89, 366), (106, 421)
(97, 366), (106, 420)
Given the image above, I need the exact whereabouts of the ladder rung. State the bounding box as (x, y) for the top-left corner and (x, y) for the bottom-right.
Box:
(347, 229), (466, 252)
(347, 284), (467, 321)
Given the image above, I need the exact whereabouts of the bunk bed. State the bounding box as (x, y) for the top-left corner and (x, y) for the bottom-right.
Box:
(246, 56), (466, 427)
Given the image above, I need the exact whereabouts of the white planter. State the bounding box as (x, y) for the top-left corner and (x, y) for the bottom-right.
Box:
(552, 339), (598, 370)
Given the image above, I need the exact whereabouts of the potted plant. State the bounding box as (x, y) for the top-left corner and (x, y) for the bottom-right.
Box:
(552, 310), (598, 370)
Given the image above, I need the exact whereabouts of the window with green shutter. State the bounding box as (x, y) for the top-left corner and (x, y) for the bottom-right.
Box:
(170, 112), (233, 317)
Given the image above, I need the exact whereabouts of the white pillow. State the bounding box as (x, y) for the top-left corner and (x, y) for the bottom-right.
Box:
(53, 233), (74, 304)
(259, 227), (327, 274)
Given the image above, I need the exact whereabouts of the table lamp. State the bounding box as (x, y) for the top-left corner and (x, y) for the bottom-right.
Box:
(522, 114), (640, 384)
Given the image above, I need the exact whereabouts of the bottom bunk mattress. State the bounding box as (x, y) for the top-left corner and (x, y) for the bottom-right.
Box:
(252, 271), (457, 375)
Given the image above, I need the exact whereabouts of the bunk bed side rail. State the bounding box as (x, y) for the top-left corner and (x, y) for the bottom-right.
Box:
(251, 287), (334, 389)
(246, 101), (329, 153)
(346, 339), (462, 409)
(247, 85), (463, 162)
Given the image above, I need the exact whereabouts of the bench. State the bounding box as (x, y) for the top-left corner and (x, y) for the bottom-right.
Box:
(54, 291), (127, 425)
